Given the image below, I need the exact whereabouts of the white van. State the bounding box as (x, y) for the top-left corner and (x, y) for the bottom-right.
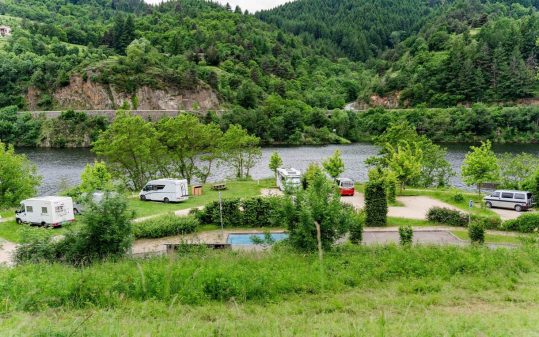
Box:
(276, 168), (302, 191)
(16, 196), (75, 227)
(484, 190), (534, 212)
(139, 179), (189, 203)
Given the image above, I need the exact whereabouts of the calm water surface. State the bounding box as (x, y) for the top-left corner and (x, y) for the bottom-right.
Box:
(18, 143), (539, 195)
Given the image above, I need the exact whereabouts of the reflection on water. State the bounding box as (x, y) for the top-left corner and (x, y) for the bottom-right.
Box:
(18, 143), (539, 195)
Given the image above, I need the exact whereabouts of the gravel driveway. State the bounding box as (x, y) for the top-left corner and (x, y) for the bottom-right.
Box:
(341, 194), (460, 220)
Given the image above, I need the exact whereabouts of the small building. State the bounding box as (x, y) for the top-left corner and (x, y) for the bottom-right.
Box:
(0, 25), (12, 37)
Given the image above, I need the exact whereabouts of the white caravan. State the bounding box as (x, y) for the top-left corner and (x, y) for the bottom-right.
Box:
(16, 196), (75, 227)
(139, 179), (189, 203)
(276, 168), (302, 191)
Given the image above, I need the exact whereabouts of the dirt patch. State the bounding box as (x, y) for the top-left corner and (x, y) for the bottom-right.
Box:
(363, 229), (463, 246)
(0, 240), (17, 266)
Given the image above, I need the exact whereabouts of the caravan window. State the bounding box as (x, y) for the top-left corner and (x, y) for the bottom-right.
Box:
(26, 206), (33, 213)
(154, 185), (165, 191)
(514, 193), (525, 200)
(41, 207), (48, 214)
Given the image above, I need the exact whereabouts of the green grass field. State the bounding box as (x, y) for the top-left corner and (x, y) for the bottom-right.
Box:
(129, 179), (273, 218)
(0, 180), (274, 242)
(2, 245), (539, 336)
(451, 229), (526, 245)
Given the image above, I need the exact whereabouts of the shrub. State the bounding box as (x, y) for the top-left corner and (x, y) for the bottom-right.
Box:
(426, 207), (467, 227)
(399, 225), (414, 246)
(349, 210), (365, 244)
(471, 214), (502, 230)
(365, 180), (387, 227)
(468, 222), (485, 244)
(452, 193), (464, 202)
(241, 197), (274, 227)
(199, 198), (241, 227)
(501, 213), (539, 233)
(133, 215), (199, 239)
(288, 174), (351, 251)
(15, 193), (133, 265)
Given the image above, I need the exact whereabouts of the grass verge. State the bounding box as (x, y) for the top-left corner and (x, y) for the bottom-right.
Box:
(1, 246), (539, 336)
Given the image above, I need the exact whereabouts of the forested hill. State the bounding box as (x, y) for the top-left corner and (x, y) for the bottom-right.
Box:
(0, 0), (368, 112)
(260, 0), (539, 106)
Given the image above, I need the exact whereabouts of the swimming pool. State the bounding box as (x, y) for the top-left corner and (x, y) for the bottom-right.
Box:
(227, 233), (289, 245)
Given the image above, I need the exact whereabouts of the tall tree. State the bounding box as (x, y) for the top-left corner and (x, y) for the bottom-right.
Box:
(461, 140), (500, 195)
(220, 125), (262, 179)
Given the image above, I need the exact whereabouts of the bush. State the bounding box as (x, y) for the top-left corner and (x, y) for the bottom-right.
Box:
(349, 210), (365, 244)
(426, 207), (468, 227)
(199, 198), (241, 227)
(471, 214), (502, 230)
(133, 215), (199, 239)
(241, 197), (275, 227)
(468, 222), (485, 244)
(399, 225), (414, 246)
(501, 213), (539, 233)
(15, 194), (133, 265)
(452, 193), (464, 202)
(365, 180), (387, 227)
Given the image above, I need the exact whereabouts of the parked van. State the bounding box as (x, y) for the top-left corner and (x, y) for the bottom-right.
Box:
(276, 168), (302, 191)
(336, 178), (355, 196)
(484, 190), (534, 212)
(139, 179), (189, 203)
(15, 196), (75, 227)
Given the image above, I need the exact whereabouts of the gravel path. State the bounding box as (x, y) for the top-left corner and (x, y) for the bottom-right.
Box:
(0, 239), (17, 266)
(341, 194), (461, 220)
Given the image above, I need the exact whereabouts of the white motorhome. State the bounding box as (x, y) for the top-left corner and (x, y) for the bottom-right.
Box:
(15, 196), (75, 227)
(139, 179), (189, 203)
(276, 168), (302, 191)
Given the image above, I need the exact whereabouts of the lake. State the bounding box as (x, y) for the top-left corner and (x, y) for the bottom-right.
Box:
(18, 143), (539, 195)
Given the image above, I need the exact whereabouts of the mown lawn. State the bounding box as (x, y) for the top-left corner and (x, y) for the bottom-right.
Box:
(451, 229), (527, 245)
(0, 179), (274, 242)
(2, 246), (539, 336)
(129, 179), (274, 218)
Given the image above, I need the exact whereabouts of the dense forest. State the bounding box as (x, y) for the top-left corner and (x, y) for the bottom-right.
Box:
(0, 0), (539, 146)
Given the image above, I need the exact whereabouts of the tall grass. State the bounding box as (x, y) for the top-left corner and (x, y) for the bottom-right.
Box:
(1, 245), (537, 312)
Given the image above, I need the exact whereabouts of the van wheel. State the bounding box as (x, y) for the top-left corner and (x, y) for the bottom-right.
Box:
(140, 195), (146, 201)
(41, 222), (47, 227)
(515, 205), (523, 212)
(163, 197), (170, 203)
(485, 202), (492, 208)
(15, 218), (22, 224)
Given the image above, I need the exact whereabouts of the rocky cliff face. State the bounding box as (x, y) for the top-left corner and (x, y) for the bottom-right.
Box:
(27, 75), (220, 111)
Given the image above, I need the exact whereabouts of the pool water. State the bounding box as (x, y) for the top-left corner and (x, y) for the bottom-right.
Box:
(227, 233), (289, 245)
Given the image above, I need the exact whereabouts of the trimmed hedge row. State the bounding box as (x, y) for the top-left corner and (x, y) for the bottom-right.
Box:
(193, 196), (286, 228)
(365, 181), (387, 227)
(501, 213), (539, 233)
(426, 207), (502, 230)
(133, 215), (199, 239)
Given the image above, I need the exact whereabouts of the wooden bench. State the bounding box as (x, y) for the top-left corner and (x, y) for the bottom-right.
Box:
(211, 183), (227, 191)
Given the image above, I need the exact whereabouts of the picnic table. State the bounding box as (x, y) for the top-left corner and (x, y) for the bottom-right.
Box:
(211, 183), (227, 191)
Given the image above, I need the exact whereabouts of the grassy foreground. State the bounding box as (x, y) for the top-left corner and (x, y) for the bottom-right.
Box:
(1, 245), (539, 335)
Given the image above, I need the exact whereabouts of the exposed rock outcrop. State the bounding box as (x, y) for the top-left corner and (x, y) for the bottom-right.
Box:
(354, 92), (407, 110)
(27, 75), (220, 111)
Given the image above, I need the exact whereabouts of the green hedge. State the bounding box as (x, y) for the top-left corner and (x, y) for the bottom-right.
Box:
(195, 196), (286, 228)
(502, 213), (539, 233)
(133, 215), (199, 239)
(468, 223), (485, 244)
(426, 207), (468, 227)
(365, 181), (387, 227)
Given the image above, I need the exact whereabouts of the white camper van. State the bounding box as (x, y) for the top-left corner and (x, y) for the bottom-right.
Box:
(15, 196), (75, 227)
(139, 179), (189, 203)
(276, 168), (302, 191)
